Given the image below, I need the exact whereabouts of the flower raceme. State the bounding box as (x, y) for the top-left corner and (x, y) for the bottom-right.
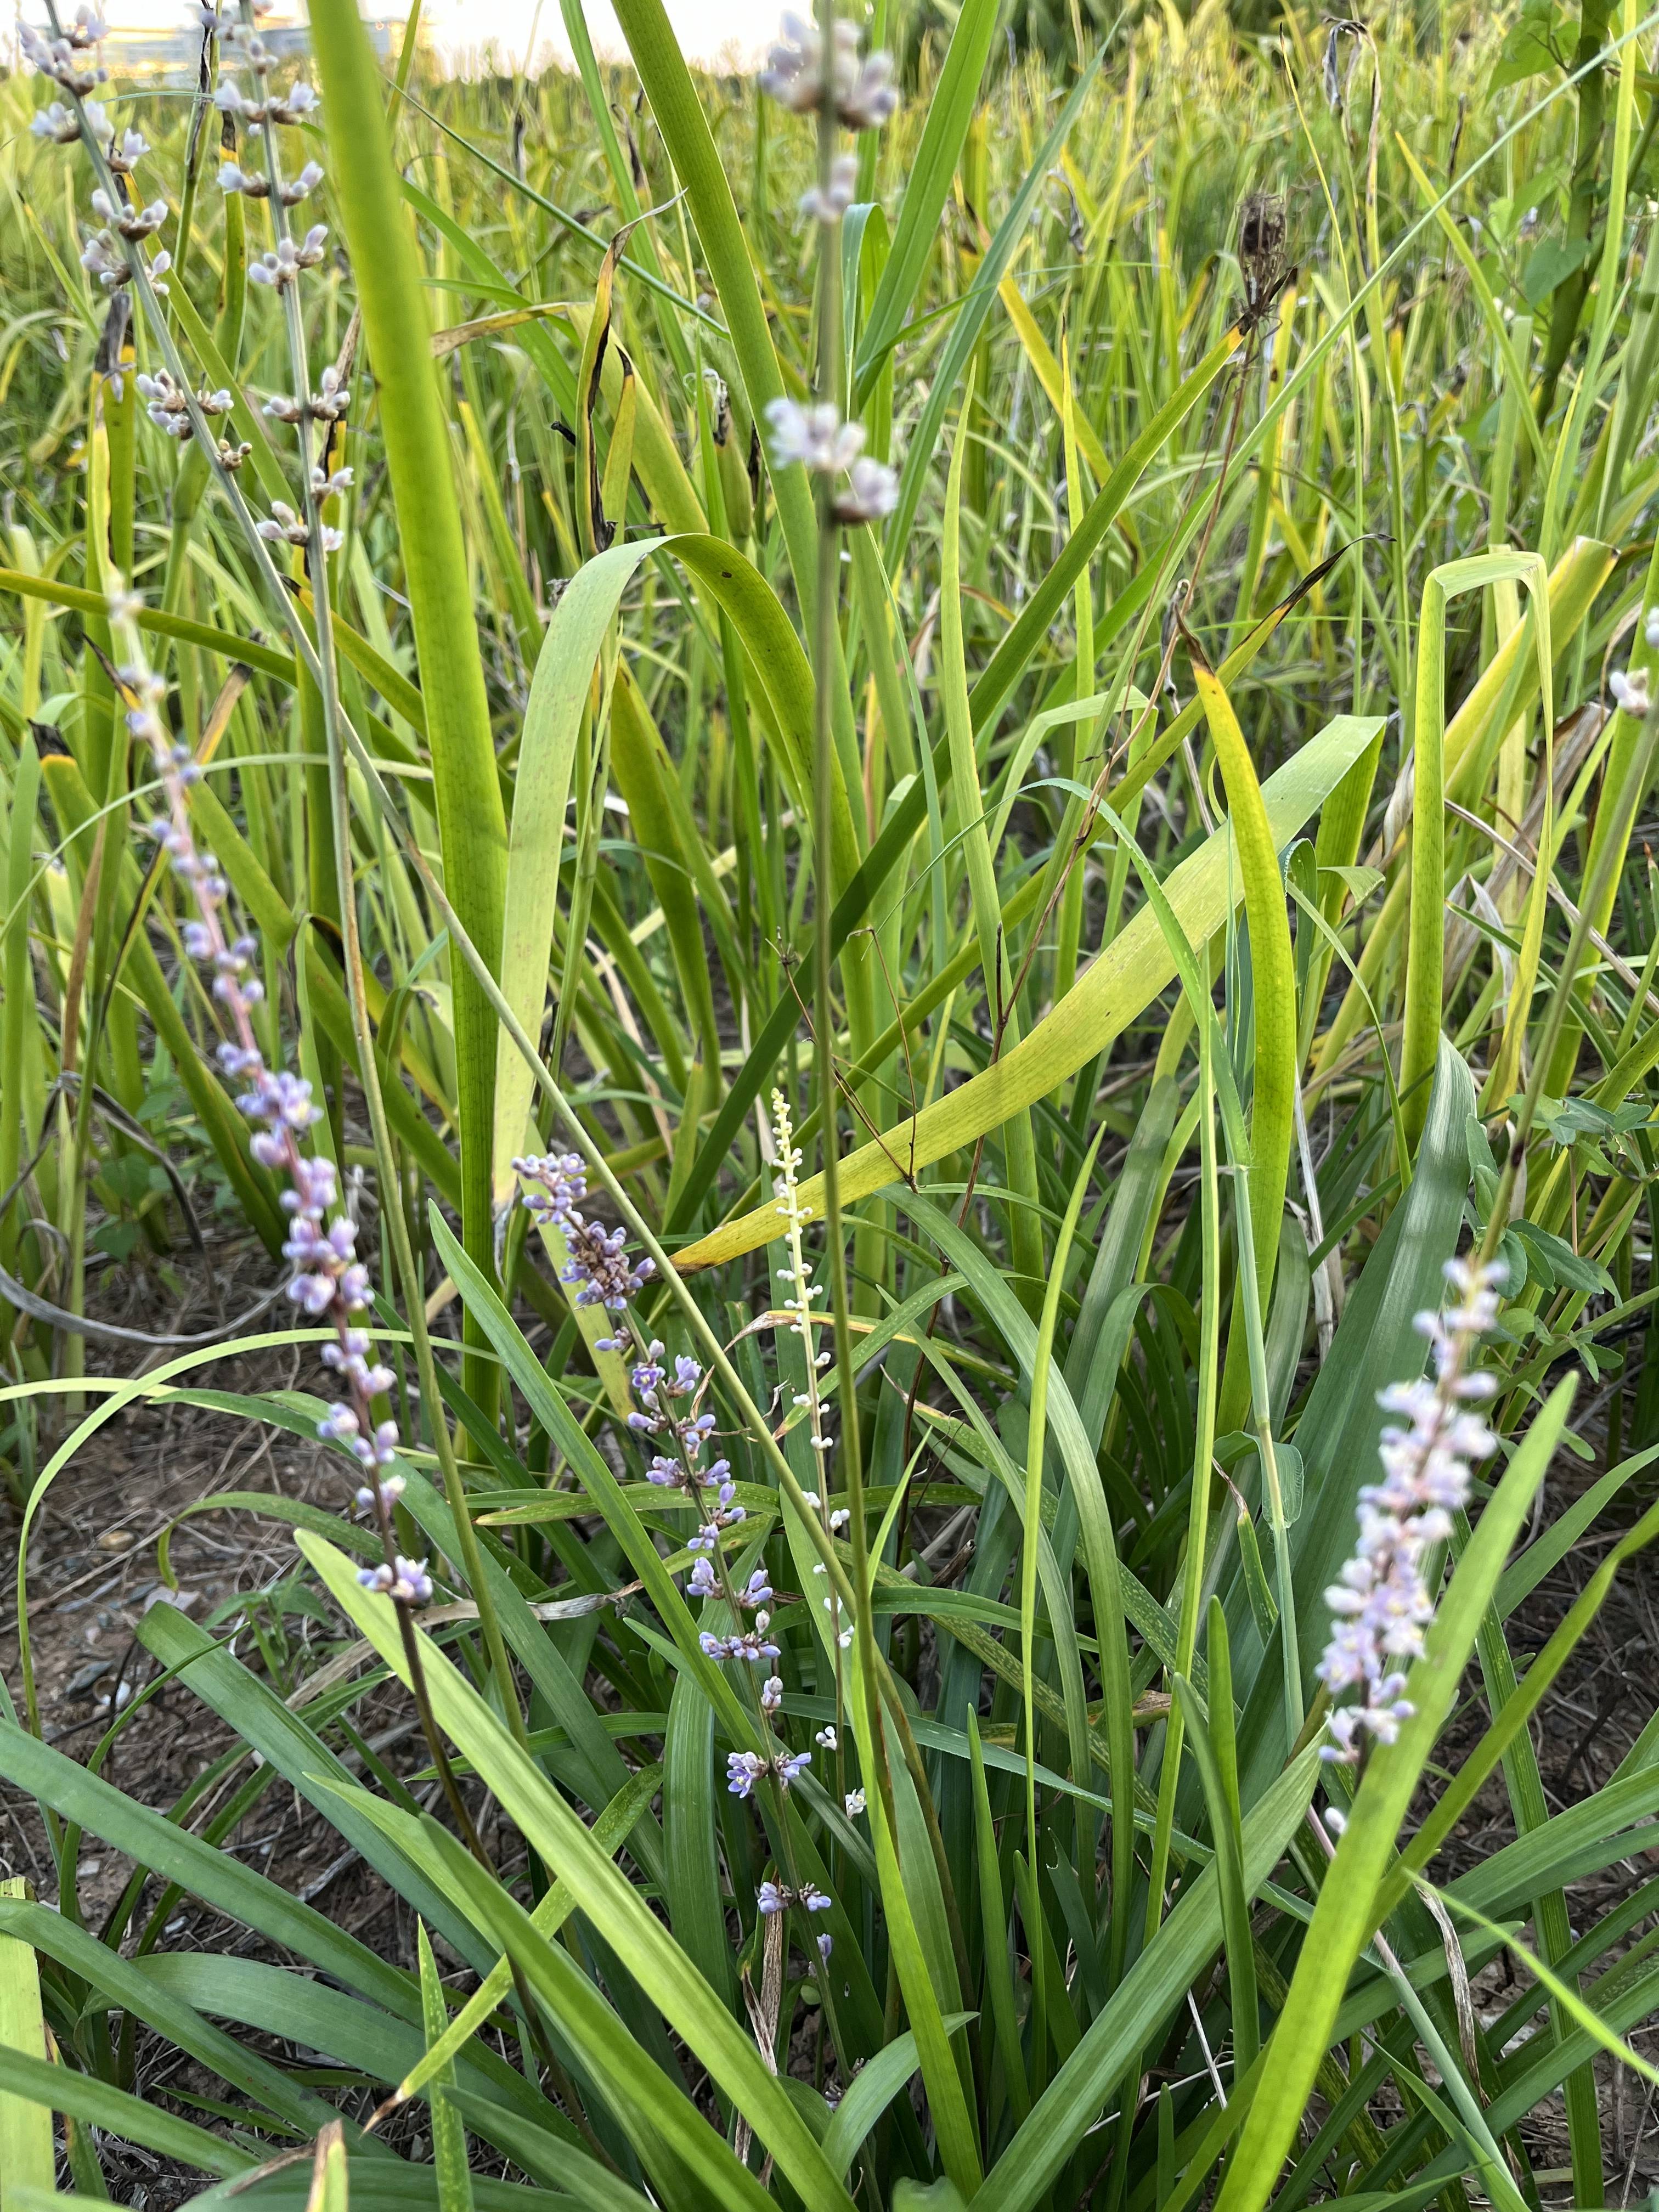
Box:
(799, 153), (858, 223)
(218, 156), (325, 207)
(1318, 1255), (1503, 1766)
(765, 399), (899, 522)
(726, 1748), (812, 1797)
(757, 1879), (831, 1916)
(30, 15), (421, 1613)
(510, 1145), (847, 1900)
(767, 1089), (855, 1654)
(135, 371), (234, 441)
(756, 9), (902, 510)
(514, 1150), (656, 1322)
(110, 603), (430, 1610)
(758, 1877), (834, 1959)
(214, 77), (322, 128)
(19, 11), (110, 100)
(759, 12), (898, 130)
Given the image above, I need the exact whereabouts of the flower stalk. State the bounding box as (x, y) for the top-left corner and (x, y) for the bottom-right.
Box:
(512, 1150), (838, 1967)
(25, 2), (528, 1777)
(759, 0), (902, 1847)
(1319, 1255), (1501, 1769)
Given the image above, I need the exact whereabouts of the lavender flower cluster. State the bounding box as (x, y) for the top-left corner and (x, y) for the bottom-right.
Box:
(1317, 1255), (1502, 1765)
(513, 1166), (748, 1578)
(728, 1747), (812, 1796)
(757, 1877), (832, 1916)
(110, 607), (431, 1609)
(768, 1090), (854, 1656)
(23, 11), (177, 297)
(757, 9), (900, 517)
(213, 27), (327, 287)
(758, 12), (898, 132)
(24, 4), (345, 559)
(764, 399), (899, 524)
(1608, 610), (1659, 720)
(20, 9), (109, 101)
(758, 1876), (834, 1960)
(514, 1152), (655, 1329)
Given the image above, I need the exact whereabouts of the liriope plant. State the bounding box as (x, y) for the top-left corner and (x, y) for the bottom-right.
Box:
(4, 3), (1659, 2212)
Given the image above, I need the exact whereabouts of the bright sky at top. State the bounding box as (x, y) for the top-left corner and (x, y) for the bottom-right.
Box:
(14, 0), (778, 73)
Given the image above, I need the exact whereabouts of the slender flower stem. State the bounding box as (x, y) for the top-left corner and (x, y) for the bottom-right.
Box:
(35, 4), (527, 1838)
(222, 46), (589, 2096)
(43, 0), (901, 1799)
(807, 0), (891, 1838)
(40, 2), (329, 686)
(769, 1091), (848, 1802)
(513, 1155), (830, 1918)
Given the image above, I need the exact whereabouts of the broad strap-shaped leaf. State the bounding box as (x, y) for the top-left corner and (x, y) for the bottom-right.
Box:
(680, 715), (1382, 1269)
(138, 1596), (491, 1972)
(1402, 553), (1550, 1145)
(1188, 641), (1298, 1410)
(0, 2046), (254, 2178)
(492, 538), (655, 1200)
(1228, 1036), (1476, 1807)
(0, 1890), (370, 2142)
(0, 1879), (55, 2204)
(311, 0), (509, 1412)
(0, 1719), (421, 2021)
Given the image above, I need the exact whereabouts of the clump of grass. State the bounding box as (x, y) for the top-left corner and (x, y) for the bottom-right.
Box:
(4, 2), (1659, 2209)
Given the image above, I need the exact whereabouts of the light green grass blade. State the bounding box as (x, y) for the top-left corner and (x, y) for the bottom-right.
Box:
(306, 2125), (350, 2212)
(1188, 643), (1297, 1424)
(298, 1531), (860, 2212)
(0, 2049), (251, 2180)
(1402, 553), (1550, 1149)
(0, 1878), (56, 2208)
(417, 1932), (473, 2212)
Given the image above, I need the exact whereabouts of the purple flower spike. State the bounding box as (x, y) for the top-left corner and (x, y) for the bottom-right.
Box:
(103, 603), (417, 1601)
(1318, 1255), (1503, 1763)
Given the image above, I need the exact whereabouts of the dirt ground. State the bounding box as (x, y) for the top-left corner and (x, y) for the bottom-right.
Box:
(5, 1238), (1659, 2204)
